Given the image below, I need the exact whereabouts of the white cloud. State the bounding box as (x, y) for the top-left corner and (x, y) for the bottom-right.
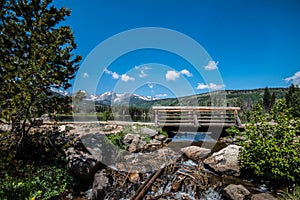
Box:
(155, 94), (168, 98)
(180, 69), (192, 77)
(165, 69), (193, 81)
(82, 72), (89, 78)
(196, 83), (226, 90)
(165, 70), (180, 81)
(121, 74), (135, 82)
(204, 61), (218, 71)
(104, 68), (134, 82)
(104, 68), (119, 79)
(112, 72), (119, 79)
(284, 71), (300, 85)
(135, 66), (151, 78)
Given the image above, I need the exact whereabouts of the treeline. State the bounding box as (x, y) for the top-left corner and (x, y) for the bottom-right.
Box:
(226, 86), (299, 123)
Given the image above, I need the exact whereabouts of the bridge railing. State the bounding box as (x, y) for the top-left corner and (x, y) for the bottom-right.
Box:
(152, 106), (242, 128)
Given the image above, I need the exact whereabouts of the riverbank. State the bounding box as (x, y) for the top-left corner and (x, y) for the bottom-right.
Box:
(61, 123), (280, 200)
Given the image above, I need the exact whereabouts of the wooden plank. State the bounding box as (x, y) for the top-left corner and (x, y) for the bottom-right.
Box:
(152, 106), (241, 111)
(156, 123), (236, 127)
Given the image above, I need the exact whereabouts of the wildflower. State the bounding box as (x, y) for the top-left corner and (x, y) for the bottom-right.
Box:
(17, 182), (23, 186)
(37, 190), (42, 195)
(31, 197), (35, 200)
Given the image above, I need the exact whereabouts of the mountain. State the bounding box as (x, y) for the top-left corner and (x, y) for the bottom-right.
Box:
(72, 87), (289, 109)
(80, 91), (158, 106)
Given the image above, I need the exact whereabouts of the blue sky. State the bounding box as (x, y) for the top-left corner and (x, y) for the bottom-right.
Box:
(54, 0), (300, 98)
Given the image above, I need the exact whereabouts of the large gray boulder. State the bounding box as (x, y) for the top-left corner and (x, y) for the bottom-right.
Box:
(180, 146), (211, 161)
(66, 133), (110, 181)
(66, 147), (102, 181)
(140, 127), (158, 138)
(92, 170), (111, 200)
(223, 184), (250, 200)
(204, 144), (242, 176)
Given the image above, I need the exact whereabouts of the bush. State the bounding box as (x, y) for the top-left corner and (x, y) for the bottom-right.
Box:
(279, 186), (300, 200)
(0, 128), (77, 200)
(239, 101), (300, 186)
(0, 165), (73, 200)
(225, 126), (241, 138)
(106, 131), (127, 150)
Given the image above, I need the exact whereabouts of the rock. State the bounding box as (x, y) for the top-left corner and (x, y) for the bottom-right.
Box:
(122, 133), (134, 145)
(129, 171), (140, 183)
(180, 146), (211, 161)
(128, 135), (144, 153)
(66, 133), (110, 181)
(204, 145), (242, 176)
(137, 139), (147, 151)
(251, 193), (277, 200)
(92, 170), (111, 200)
(226, 137), (233, 143)
(132, 135), (141, 144)
(58, 125), (66, 132)
(223, 184), (250, 200)
(128, 143), (137, 153)
(66, 147), (101, 181)
(155, 134), (167, 141)
(141, 127), (158, 138)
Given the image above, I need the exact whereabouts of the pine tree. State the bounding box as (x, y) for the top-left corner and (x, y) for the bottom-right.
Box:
(271, 92), (276, 108)
(263, 87), (272, 112)
(285, 84), (300, 118)
(0, 0), (81, 137)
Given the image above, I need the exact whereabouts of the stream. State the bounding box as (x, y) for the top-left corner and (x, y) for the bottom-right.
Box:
(99, 132), (271, 200)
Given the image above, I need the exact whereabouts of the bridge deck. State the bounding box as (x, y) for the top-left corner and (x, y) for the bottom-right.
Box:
(152, 106), (243, 128)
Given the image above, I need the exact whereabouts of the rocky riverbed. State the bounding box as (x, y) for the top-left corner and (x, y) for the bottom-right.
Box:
(61, 123), (278, 200)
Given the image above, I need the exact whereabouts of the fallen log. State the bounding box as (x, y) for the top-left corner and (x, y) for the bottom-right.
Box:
(130, 165), (165, 200)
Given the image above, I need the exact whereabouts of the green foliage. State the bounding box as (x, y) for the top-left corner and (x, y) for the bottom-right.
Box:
(106, 132), (127, 150)
(239, 101), (300, 186)
(0, 165), (73, 200)
(225, 126), (241, 138)
(285, 84), (300, 118)
(279, 186), (300, 200)
(159, 128), (168, 137)
(263, 87), (273, 112)
(102, 110), (113, 121)
(0, 0), (81, 136)
(144, 136), (151, 143)
(0, 128), (76, 200)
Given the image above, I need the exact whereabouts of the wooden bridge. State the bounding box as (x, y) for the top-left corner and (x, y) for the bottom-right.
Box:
(152, 106), (243, 130)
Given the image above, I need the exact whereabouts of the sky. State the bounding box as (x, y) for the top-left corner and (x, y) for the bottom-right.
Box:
(54, 0), (300, 98)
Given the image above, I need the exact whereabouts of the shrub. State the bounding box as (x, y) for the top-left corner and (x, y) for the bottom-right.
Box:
(0, 128), (77, 200)
(225, 126), (241, 138)
(106, 132), (127, 150)
(239, 101), (300, 186)
(279, 186), (300, 200)
(0, 165), (73, 200)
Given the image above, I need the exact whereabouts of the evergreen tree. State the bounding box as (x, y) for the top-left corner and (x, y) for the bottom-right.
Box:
(285, 84), (300, 118)
(263, 87), (272, 112)
(271, 92), (276, 108)
(0, 0), (81, 137)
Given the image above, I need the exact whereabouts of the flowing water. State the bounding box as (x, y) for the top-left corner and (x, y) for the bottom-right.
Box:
(102, 131), (272, 200)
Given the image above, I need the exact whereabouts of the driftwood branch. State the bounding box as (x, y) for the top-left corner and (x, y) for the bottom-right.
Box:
(130, 165), (165, 200)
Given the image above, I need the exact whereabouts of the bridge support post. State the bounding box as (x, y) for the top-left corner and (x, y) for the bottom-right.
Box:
(154, 110), (158, 127)
(193, 110), (199, 127)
